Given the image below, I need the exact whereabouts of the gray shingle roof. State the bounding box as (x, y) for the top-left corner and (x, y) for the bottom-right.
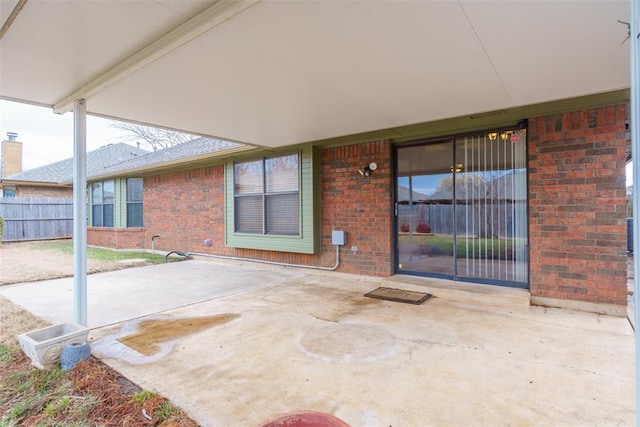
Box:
(88, 137), (241, 179)
(3, 138), (243, 184)
(4, 143), (149, 183)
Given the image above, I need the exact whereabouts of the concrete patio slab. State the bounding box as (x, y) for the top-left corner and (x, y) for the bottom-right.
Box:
(0, 259), (304, 328)
(1, 259), (635, 426)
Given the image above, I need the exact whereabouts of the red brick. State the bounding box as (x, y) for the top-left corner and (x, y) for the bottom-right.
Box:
(528, 104), (627, 307)
(14, 185), (73, 198)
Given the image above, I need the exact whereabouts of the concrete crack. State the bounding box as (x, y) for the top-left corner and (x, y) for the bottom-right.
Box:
(308, 313), (338, 323)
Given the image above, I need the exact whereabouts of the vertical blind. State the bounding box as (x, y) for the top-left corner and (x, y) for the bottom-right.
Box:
(455, 130), (528, 284)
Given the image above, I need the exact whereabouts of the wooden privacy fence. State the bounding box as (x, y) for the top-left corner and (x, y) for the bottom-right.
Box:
(0, 197), (73, 242)
(398, 202), (526, 238)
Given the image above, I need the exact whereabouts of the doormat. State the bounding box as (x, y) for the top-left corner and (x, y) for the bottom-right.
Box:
(364, 287), (432, 305)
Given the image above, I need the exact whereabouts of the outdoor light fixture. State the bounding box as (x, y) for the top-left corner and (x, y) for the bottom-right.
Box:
(450, 163), (464, 173)
(500, 131), (516, 141)
(358, 162), (378, 176)
(488, 132), (498, 141)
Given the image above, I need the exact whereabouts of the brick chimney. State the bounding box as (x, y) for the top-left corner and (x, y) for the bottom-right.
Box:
(1, 132), (23, 177)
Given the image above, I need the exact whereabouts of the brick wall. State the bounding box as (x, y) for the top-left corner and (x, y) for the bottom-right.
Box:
(89, 106), (629, 303)
(16, 185), (72, 198)
(320, 141), (393, 276)
(144, 166), (224, 253)
(1, 140), (22, 177)
(224, 141), (393, 276)
(87, 227), (147, 249)
(528, 104), (628, 305)
(142, 141), (393, 276)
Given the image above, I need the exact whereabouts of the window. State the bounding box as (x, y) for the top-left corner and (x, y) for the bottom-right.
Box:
(126, 178), (143, 227)
(234, 153), (300, 235)
(226, 146), (319, 254)
(2, 185), (16, 197)
(91, 180), (114, 227)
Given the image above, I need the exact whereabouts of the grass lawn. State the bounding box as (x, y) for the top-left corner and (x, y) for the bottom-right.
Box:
(32, 240), (168, 264)
(399, 234), (525, 259)
(0, 239), (173, 286)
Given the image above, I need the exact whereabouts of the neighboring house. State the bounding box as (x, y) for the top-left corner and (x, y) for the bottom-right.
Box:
(84, 94), (630, 316)
(1, 133), (22, 179)
(0, 143), (148, 198)
(1, 133), (23, 196)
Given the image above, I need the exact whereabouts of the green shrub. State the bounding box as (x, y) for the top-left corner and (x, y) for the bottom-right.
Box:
(0, 216), (4, 245)
(416, 223), (432, 233)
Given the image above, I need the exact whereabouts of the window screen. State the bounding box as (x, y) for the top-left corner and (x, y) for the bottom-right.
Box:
(126, 178), (143, 227)
(234, 153), (300, 235)
(91, 180), (114, 227)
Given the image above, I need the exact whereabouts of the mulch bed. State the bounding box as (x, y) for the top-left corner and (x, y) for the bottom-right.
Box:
(1, 352), (198, 426)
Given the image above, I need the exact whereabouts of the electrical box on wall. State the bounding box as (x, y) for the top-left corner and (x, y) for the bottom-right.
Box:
(332, 230), (346, 246)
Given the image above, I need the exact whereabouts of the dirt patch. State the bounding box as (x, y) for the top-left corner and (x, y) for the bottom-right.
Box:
(0, 295), (49, 347)
(118, 314), (240, 356)
(0, 241), (142, 286)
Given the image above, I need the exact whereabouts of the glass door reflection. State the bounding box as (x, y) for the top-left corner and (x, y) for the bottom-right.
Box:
(396, 140), (454, 277)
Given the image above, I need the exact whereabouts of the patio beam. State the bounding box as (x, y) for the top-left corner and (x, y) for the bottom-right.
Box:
(0, 0), (28, 41)
(631, 0), (640, 421)
(73, 98), (87, 326)
(53, 0), (261, 115)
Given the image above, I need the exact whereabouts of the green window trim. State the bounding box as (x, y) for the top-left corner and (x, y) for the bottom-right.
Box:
(225, 146), (320, 254)
(88, 177), (143, 228)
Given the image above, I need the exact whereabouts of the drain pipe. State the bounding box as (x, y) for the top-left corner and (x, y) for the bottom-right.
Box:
(187, 244), (341, 271)
(151, 234), (160, 255)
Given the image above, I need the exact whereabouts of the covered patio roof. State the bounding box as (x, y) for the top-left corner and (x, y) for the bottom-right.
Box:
(2, 0), (639, 419)
(0, 0), (631, 148)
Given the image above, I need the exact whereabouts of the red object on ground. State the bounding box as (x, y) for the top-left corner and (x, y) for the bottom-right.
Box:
(258, 411), (350, 427)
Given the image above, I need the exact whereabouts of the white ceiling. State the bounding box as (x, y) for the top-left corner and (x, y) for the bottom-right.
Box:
(0, 0), (630, 148)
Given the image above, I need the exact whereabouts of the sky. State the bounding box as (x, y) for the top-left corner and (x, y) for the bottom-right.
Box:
(0, 99), (129, 171)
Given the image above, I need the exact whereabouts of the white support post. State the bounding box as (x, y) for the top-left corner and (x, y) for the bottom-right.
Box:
(73, 99), (88, 326)
(631, 0), (640, 424)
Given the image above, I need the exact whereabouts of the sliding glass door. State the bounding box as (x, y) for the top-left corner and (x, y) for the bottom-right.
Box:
(396, 129), (528, 288)
(397, 139), (455, 277)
